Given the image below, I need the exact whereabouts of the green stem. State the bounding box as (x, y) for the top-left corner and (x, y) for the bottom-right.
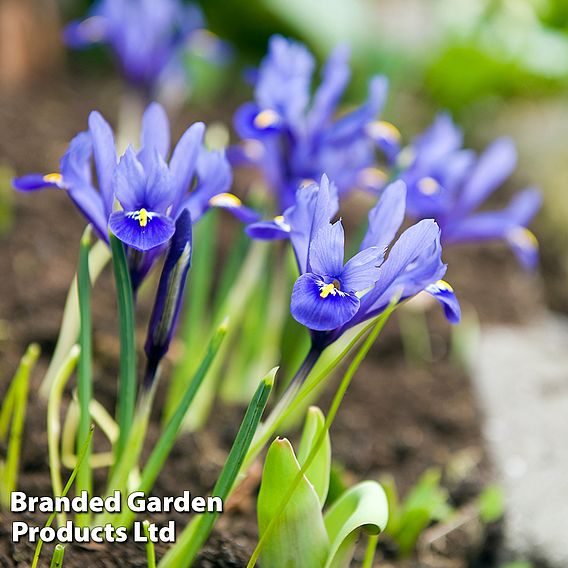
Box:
(39, 240), (110, 398)
(97, 386), (156, 527)
(143, 521), (157, 568)
(31, 427), (94, 568)
(0, 343), (40, 506)
(49, 544), (65, 568)
(247, 303), (397, 567)
(362, 534), (379, 568)
(243, 318), (381, 471)
(158, 368), (276, 568)
(47, 345), (80, 526)
(110, 235), (137, 464)
(76, 227), (93, 527)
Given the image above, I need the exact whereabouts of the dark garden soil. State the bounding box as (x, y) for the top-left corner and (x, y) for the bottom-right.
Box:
(0, 75), (548, 567)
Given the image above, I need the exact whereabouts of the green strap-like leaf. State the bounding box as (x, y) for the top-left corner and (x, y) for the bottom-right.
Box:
(323, 481), (389, 568)
(297, 406), (331, 508)
(258, 438), (329, 568)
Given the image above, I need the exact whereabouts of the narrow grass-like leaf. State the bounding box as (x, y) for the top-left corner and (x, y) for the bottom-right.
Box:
(323, 481), (388, 568)
(143, 521), (157, 568)
(158, 368), (276, 568)
(247, 300), (398, 567)
(49, 544), (65, 568)
(99, 388), (155, 527)
(0, 343), (40, 506)
(182, 240), (268, 432)
(76, 227), (93, 527)
(297, 406), (331, 508)
(31, 426), (93, 568)
(115, 321), (228, 529)
(258, 438), (329, 567)
(244, 314), (390, 471)
(110, 234), (137, 463)
(47, 345), (80, 526)
(39, 240), (110, 397)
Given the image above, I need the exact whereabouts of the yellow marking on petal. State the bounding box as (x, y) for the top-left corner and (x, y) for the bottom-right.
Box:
(435, 280), (454, 293)
(275, 215), (285, 223)
(299, 178), (316, 190)
(417, 176), (440, 196)
(358, 167), (387, 189)
(320, 279), (341, 299)
(254, 109), (280, 129)
(366, 120), (402, 142)
(209, 192), (242, 208)
(507, 227), (538, 249)
(320, 283), (335, 299)
(44, 173), (63, 185)
(138, 208), (149, 227)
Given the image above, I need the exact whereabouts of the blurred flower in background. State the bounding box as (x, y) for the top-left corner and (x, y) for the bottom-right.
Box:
(229, 35), (397, 211)
(63, 0), (229, 98)
(395, 113), (542, 269)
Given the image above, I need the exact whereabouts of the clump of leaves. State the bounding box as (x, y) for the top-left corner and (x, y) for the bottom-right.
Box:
(257, 406), (389, 568)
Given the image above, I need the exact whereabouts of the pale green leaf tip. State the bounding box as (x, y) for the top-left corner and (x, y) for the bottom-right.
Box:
(143, 520), (150, 528)
(263, 367), (279, 387)
(218, 317), (230, 334)
(26, 343), (41, 361)
(81, 225), (93, 246)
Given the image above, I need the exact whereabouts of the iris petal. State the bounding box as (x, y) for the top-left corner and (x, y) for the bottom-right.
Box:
(109, 210), (175, 251)
(13, 174), (61, 191)
(169, 122), (205, 209)
(139, 102), (171, 165)
(88, 110), (117, 214)
(425, 280), (461, 324)
(291, 273), (360, 331)
(341, 246), (382, 292)
(457, 137), (517, 215)
(309, 220), (345, 277)
(361, 180), (407, 251)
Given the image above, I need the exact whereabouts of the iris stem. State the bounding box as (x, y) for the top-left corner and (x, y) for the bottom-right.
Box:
(47, 345), (80, 527)
(76, 227), (93, 527)
(39, 240), (110, 398)
(110, 235), (137, 465)
(247, 302), (397, 567)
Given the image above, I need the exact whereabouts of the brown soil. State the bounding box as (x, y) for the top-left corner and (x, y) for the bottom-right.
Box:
(0, 74), (548, 567)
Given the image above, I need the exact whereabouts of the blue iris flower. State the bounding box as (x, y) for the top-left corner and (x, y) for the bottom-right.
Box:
(230, 35), (399, 211)
(63, 0), (225, 93)
(396, 113), (542, 269)
(249, 175), (460, 351)
(14, 103), (257, 288)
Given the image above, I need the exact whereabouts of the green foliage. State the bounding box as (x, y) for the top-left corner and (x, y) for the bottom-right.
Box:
(109, 234), (137, 463)
(158, 368), (275, 568)
(478, 483), (505, 523)
(382, 469), (453, 557)
(257, 407), (388, 568)
(0, 164), (15, 235)
(0, 343), (40, 507)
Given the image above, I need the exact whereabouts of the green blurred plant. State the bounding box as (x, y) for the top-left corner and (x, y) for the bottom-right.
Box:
(381, 468), (453, 557)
